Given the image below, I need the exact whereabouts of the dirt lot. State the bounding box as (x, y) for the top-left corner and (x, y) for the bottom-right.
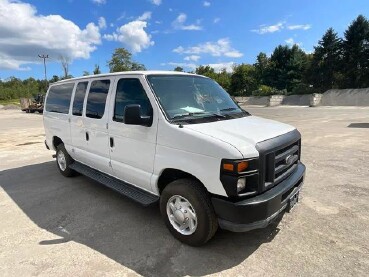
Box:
(0, 106), (368, 276)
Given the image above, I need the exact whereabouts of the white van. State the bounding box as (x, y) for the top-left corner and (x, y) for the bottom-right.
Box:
(43, 71), (305, 246)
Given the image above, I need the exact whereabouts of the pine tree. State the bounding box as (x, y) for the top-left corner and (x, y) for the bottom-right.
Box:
(342, 15), (369, 88)
(309, 28), (343, 91)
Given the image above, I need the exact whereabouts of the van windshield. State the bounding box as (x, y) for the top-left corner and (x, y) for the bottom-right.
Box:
(147, 75), (248, 122)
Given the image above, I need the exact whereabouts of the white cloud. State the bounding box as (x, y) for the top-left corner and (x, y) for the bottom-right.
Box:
(151, 0), (161, 6)
(213, 17), (220, 24)
(163, 62), (197, 70)
(203, 1), (210, 7)
(287, 24), (311, 30)
(137, 11), (152, 21)
(173, 38), (243, 58)
(172, 13), (202, 31)
(103, 21), (154, 53)
(98, 17), (107, 29)
(285, 38), (302, 47)
(184, 55), (200, 61)
(252, 22), (284, 34)
(252, 21), (311, 34)
(207, 62), (235, 73)
(0, 0), (101, 70)
(161, 61), (235, 73)
(92, 0), (106, 5)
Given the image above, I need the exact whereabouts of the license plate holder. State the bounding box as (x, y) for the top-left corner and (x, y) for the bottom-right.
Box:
(287, 190), (299, 212)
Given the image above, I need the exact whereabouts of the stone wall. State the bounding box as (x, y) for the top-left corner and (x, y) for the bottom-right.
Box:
(235, 88), (369, 107)
(321, 88), (369, 106)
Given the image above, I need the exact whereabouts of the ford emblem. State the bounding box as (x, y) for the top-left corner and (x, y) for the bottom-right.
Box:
(285, 155), (294, 166)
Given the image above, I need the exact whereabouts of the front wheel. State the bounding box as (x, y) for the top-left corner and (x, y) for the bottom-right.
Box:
(56, 144), (76, 177)
(160, 178), (218, 246)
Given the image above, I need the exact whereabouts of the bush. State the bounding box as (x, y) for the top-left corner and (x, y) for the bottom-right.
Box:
(291, 83), (319, 95)
(252, 85), (287, 96)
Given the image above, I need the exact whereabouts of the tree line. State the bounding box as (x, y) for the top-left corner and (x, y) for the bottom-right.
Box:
(1, 15), (368, 100)
(186, 14), (369, 96)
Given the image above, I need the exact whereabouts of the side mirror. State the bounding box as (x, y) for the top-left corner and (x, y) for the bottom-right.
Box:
(124, 104), (152, 126)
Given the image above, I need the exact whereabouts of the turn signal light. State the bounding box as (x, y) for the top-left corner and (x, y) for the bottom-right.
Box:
(222, 163), (234, 171)
(222, 161), (249, 173)
(237, 161), (249, 172)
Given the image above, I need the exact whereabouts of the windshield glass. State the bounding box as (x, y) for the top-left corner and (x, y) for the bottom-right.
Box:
(147, 75), (245, 121)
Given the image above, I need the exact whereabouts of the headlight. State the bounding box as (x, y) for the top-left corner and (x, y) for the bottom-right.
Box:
(237, 178), (246, 193)
(220, 158), (259, 197)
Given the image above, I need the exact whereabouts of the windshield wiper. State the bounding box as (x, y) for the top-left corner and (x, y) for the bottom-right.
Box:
(220, 107), (251, 116)
(220, 107), (238, 112)
(172, 112), (206, 120)
(172, 111), (225, 121)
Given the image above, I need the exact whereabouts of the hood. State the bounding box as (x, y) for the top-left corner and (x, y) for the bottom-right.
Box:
(184, 115), (295, 158)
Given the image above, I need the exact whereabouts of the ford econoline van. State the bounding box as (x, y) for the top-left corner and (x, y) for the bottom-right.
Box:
(43, 71), (305, 246)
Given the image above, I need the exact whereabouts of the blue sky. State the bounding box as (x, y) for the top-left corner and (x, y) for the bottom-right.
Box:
(0, 0), (368, 80)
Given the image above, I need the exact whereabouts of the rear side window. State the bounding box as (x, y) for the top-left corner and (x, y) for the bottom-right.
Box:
(86, 80), (110, 119)
(72, 82), (88, 116)
(114, 78), (152, 122)
(45, 83), (75, 114)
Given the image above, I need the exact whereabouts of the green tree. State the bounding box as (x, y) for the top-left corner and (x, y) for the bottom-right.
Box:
(173, 66), (184, 72)
(266, 44), (308, 92)
(342, 15), (369, 88)
(49, 75), (60, 83)
(93, 64), (101, 75)
(108, 48), (146, 72)
(195, 65), (217, 79)
(83, 71), (90, 76)
(254, 52), (269, 85)
(214, 68), (232, 92)
(307, 28), (342, 91)
(230, 64), (258, 96)
(287, 45), (309, 92)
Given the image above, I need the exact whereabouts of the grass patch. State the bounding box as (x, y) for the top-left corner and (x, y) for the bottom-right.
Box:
(0, 99), (20, 106)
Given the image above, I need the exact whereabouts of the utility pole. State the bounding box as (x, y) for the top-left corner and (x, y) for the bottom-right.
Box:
(38, 54), (49, 91)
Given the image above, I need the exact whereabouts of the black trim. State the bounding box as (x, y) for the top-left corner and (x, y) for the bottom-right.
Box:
(69, 162), (159, 206)
(212, 162), (305, 231)
(256, 129), (301, 192)
(44, 140), (50, 150)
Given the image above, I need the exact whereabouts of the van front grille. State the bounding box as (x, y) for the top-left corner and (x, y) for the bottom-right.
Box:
(256, 130), (301, 192)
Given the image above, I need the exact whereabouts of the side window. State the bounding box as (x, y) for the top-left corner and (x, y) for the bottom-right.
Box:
(114, 78), (152, 122)
(86, 79), (110, 119)
(45, 83), (75, 114)
(72, 82), (88, 116)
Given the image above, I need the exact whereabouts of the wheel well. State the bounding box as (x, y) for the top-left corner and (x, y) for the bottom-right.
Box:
(52, 136), (63, 150)
(157, 168), (206, 194)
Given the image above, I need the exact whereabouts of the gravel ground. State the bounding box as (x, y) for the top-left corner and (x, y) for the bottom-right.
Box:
(0, 106), (368, 277)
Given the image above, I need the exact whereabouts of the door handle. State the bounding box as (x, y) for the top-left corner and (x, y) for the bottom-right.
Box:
(110, 137), (114, 148)
(86, 132), (89, 141)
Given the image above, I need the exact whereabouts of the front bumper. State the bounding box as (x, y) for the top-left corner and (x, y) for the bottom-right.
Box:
(212, 162), (305, 232)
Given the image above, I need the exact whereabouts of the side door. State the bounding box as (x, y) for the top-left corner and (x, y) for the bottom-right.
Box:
(44, 82), (75, 152)
(83, 78), (114, 175)
(108, 76), (158, 192)
(69, 81), (89, 163)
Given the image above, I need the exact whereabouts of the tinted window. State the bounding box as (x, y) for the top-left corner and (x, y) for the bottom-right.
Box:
(45, 83), (75, 114)
(114, 78), (152, 122)
(72, 82), (88, 116)
(86, 80), (110, 119)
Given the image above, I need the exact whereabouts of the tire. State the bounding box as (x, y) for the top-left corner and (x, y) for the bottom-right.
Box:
(56, 144), (76, 177)
(160, 178), (218, 246)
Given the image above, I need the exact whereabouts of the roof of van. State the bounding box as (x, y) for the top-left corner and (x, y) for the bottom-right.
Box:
(51, 70), (203, 85)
